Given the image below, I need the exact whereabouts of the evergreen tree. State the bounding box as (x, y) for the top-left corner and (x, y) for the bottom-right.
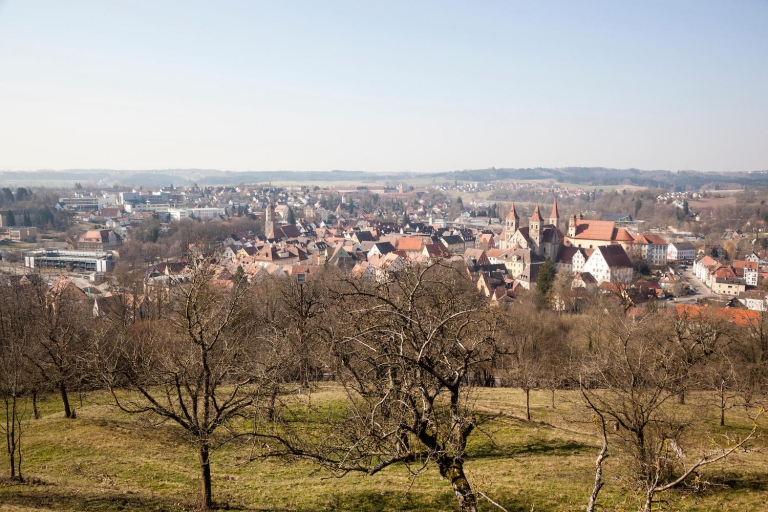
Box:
(286, 207), (296, 225)
(402, 211), (410, 227)
(5, 210), (15, 227)
(535, 257), (556, 307)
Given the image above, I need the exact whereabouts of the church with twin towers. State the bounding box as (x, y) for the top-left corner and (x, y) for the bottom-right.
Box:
(499, 198), (563, 260)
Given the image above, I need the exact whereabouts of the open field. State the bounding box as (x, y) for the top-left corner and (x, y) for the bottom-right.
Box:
(688, 197), (739, 210)
(1, 386), (766, 512)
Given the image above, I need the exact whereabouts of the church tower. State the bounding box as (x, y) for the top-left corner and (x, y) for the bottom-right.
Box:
(504, 203), (519, 246)
(549, 197), (560, 228)
(265, 202), (275, 236)
(568, 214), (577, 238)
(529, 204), (543, 245)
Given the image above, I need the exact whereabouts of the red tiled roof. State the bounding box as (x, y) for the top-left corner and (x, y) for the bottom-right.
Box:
(733, 260), (758, 270)
(614, 228), (635, 242)
(398, 237), (424, 252)
(571, 220), (616, 241)
(676, 304), (759, 327)
(644, 234), (667, 245)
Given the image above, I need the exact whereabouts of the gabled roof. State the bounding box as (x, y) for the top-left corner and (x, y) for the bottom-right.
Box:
(424, 243), (451, 258)
(644, 234), (667, 245)
(354, 231), (375, 242)
(733, 260), (758, 270)
(573, 271), (597, 284)
(670, 241), (696, 251)
(596, 245), (633, 269)
(556, 246), (587, 265)
(398, 237), (425, 252)
(371, 241), (396, 255)
(440, 235), (464, 245)
(569, 219), (616, 241)
(614, 228), (635, 242)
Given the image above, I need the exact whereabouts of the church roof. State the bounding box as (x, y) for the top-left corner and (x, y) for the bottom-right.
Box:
(550, 198), (559, 219)
(570, 219), (617, 241)
(530, 204), (543, 222)
(614, 228), (635, 242)
(506, 203), (519, 220)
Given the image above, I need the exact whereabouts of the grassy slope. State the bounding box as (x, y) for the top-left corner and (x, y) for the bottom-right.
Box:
(1, 386), (765, 512)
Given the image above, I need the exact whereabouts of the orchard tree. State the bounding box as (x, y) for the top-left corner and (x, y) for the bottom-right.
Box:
(100, 258), (288, 509)
(258, 262), (500, 512)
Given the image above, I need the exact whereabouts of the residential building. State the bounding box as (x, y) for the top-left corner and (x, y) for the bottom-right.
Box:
(77, 230), (122, 250)
(668, 242), (696, 261)
(733, 260), (759, 287)
(582, 245), (634, 285)
(632, 234), (668, 265)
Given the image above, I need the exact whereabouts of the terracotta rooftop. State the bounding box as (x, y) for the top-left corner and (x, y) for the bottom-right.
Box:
(676, 304), (759, 327)
(570, 219), (617, 241)
(398, 237), (425, 252)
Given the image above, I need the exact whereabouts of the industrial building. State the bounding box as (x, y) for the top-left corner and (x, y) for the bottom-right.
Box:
(24, 249), (113, 272)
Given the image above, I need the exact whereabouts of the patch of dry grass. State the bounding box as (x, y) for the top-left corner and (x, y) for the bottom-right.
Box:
(0, 386), (765, 511)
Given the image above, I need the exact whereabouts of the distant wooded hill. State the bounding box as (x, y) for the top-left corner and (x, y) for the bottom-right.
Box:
(0, 167), (766, 190)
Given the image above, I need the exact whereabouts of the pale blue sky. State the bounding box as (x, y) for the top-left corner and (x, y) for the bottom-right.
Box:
(1, 1), (766, 173)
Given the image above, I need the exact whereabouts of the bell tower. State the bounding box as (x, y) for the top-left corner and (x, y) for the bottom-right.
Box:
(549, 197), (560, 228)
(504, 203), (519, 245)
(529, 204), (543, 245)
(568, 214), (577, 238)
(265, 202), (275, 236)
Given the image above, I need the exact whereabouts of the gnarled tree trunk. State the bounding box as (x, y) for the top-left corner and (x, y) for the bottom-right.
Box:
(438, 457), (478, 512)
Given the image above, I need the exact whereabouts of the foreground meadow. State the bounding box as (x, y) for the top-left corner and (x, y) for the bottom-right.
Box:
(1, 385), (765, 512)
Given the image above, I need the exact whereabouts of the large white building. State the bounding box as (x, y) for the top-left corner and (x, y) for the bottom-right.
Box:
(581, 245), (634, 285)
(668, 242), (696, 261)
(632, 234), (668, 266)
(168, 207), (224, 221)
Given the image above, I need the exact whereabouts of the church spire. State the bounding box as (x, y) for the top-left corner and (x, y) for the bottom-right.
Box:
(529, 204), (543, 245)
(549, 197), (560, 226)
(507, 202), (519, 220)
(504, 203), (519, 242)
(530, 204), (543, 222)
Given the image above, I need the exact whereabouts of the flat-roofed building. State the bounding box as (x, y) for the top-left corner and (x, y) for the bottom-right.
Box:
(24, 249), (113, 272)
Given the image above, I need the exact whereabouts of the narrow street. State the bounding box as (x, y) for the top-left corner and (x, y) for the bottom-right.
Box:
(674, 265), (713, 304)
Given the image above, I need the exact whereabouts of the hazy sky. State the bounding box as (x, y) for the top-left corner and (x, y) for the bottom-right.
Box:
(1, 1), (766, 173)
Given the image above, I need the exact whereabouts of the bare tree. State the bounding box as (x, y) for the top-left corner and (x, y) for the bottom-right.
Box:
(497, 304), (566, 420)
(100, 258), (285, 509)
(731, 311), (768, 408)
(28, 277), (92, 419)
(0, 279), (39, 479)
(576, 305), (763, 512)
(257, 262), (498, 512)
